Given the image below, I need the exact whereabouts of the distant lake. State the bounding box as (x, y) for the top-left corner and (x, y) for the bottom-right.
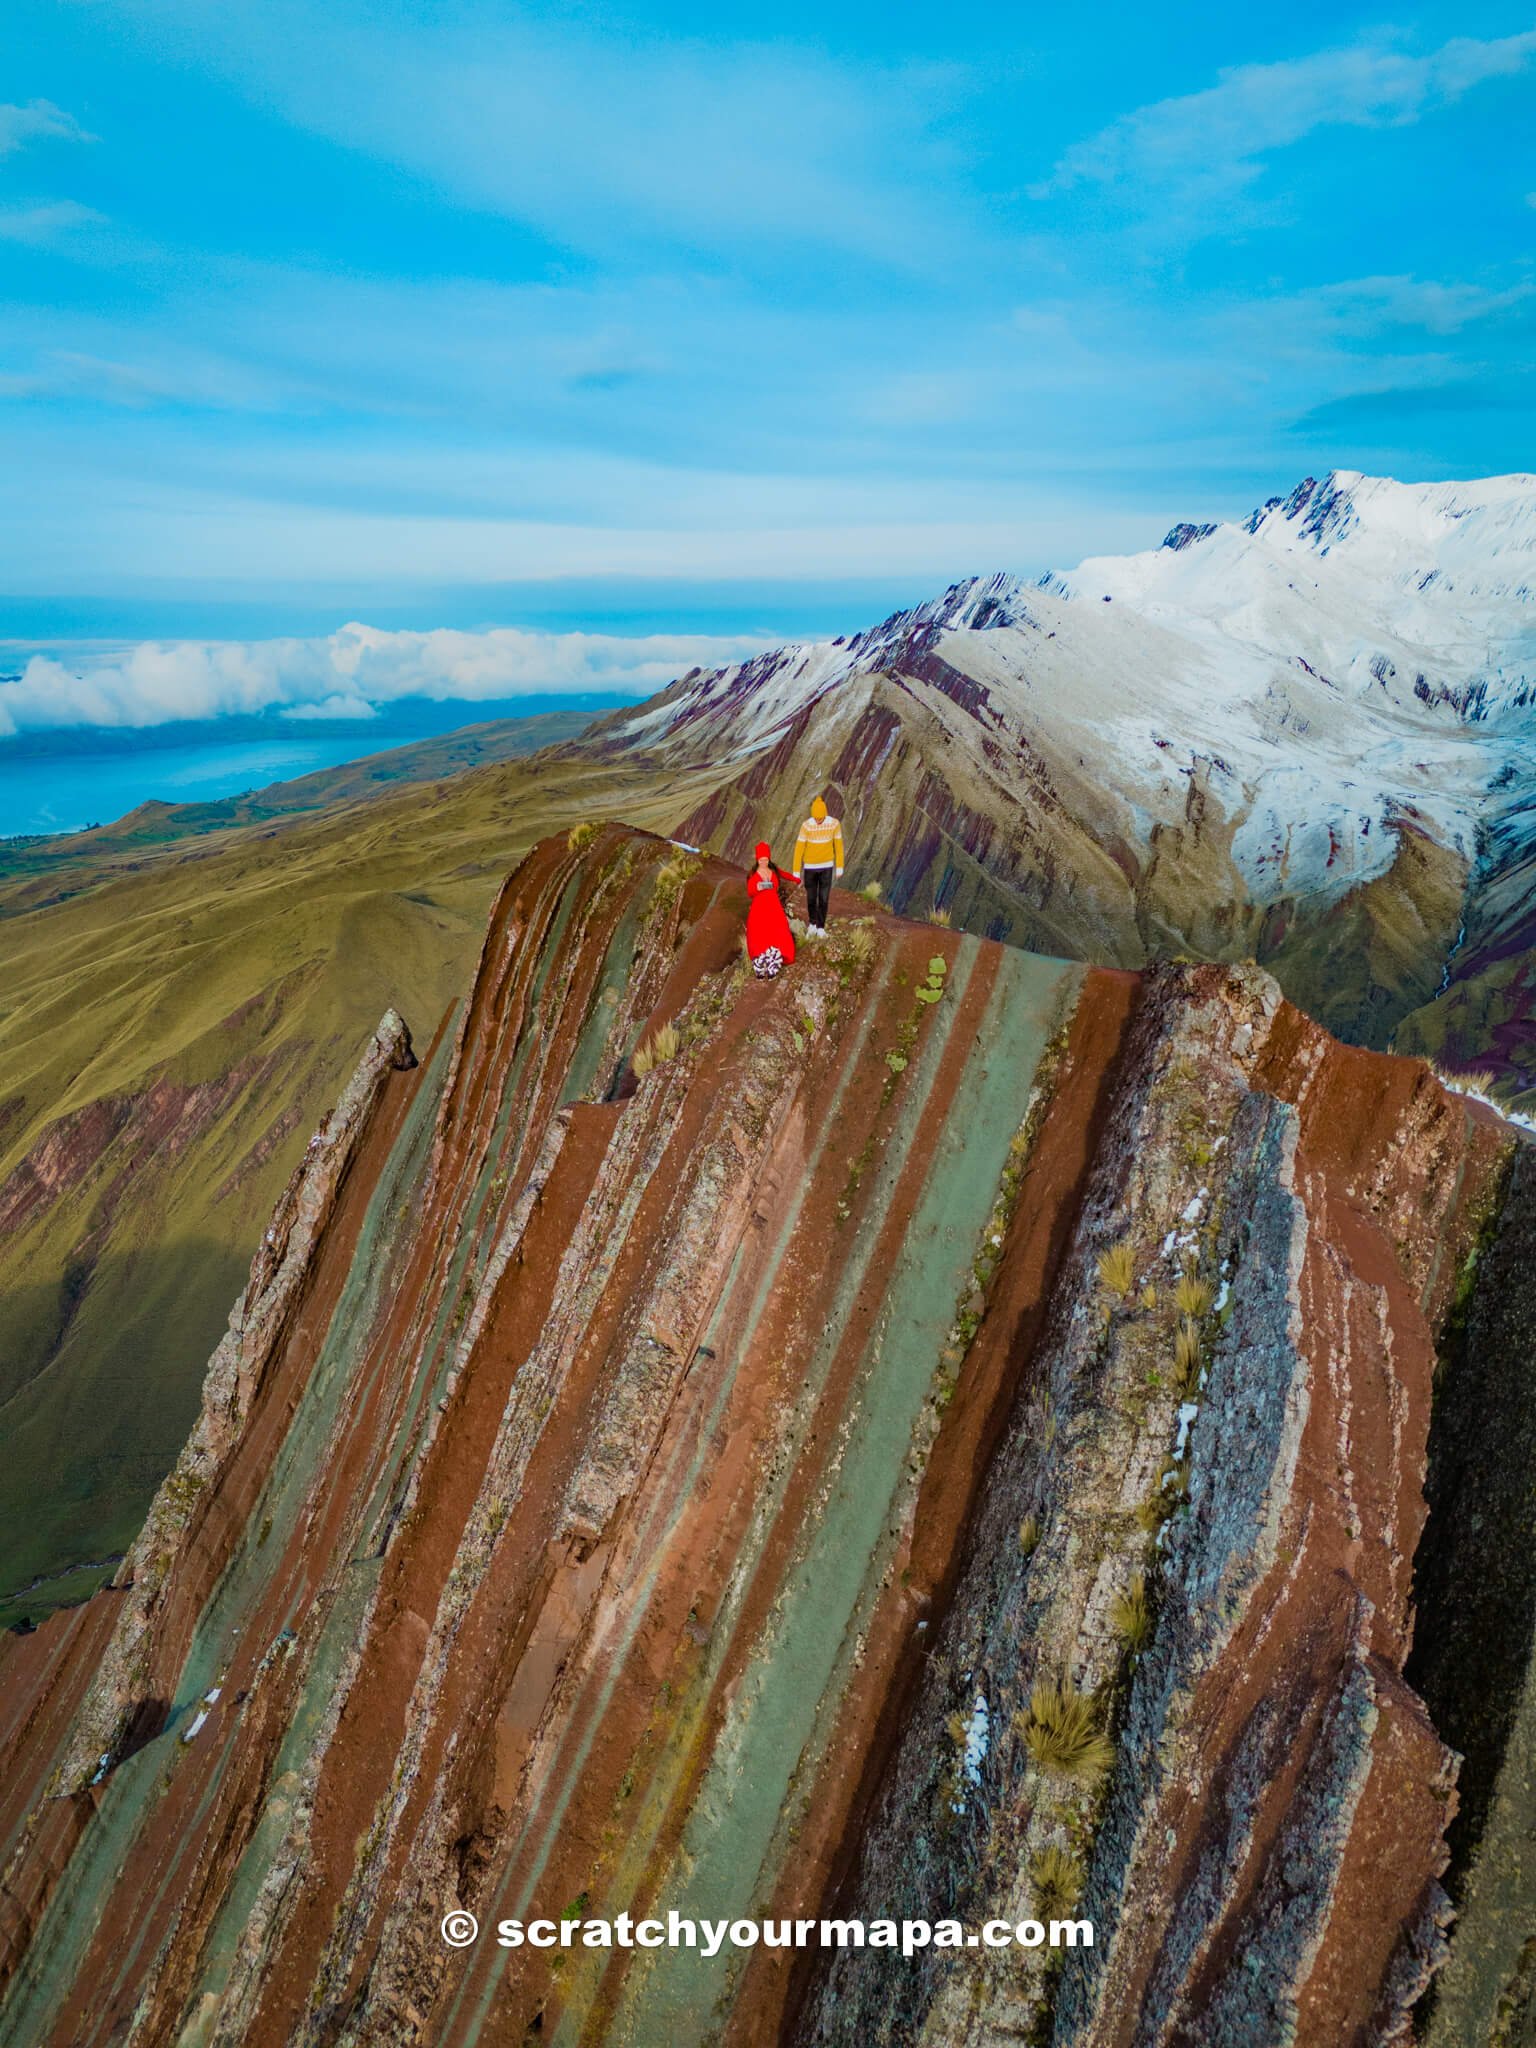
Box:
(0, 695), (627, 838)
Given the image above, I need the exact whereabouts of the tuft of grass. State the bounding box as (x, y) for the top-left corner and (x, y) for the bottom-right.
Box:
(1031, 1843), (1084, 1919)
(1096, 1240), (1136, 1297)
(1173, 1318), (1202, 1396)
(1173, 1273), (1213, 1319)
(844, 922), (877, 966)
(567, 820), (599, 851)
(926, 906), (952, 927)
(860, 880), (882, 903)
(1109, 1573), (1151, 1653)
(632, 1020), (682, 1078)
(1018, 1512), (1041, 1559)
(653, 852), (700, 902)
(1016, 1680), (1114, 1785)
(1134, 1491), (1168, 1535)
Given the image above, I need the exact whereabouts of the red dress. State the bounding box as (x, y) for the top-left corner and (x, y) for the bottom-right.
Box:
(746, 868), (796, 974)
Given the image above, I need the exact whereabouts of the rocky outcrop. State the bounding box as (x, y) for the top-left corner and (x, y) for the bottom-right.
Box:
(801, 966), (1510, 2048)
(0, 831), (1529, 2048)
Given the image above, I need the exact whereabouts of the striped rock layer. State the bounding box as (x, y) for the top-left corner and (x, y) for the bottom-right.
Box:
(0, 827), (1529, 2048)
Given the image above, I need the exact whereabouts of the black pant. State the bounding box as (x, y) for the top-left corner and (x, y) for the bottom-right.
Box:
(804, 866), (834, 928)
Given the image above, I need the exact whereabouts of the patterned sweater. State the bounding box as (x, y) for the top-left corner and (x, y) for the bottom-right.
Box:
(792, 813), (846, 871)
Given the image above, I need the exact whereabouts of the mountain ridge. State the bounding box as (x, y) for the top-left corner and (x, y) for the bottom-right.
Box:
(2, 827), (1531, 2046)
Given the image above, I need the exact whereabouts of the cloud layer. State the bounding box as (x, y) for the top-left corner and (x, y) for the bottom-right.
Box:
(0, 623), (771, 736)
(1035, 29), (1536, 201)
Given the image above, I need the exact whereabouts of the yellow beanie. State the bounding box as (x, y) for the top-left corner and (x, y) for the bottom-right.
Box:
(811, 795), (828, 820)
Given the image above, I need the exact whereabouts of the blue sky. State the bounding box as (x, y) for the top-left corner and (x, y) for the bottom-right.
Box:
(2, 0), (1534, 716)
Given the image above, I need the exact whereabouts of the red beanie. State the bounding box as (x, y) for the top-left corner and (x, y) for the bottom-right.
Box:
(754, 842), (772, 860)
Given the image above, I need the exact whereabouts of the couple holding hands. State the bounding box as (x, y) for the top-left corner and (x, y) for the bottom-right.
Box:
(745, 795), (847, 980)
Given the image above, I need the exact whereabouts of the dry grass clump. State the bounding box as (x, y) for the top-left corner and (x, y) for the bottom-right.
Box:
(1173, 1272), (1213, 1319)
(1437, 1064), (1498, 1097)
(842, 921), (878, 966)
(1109, 1572), (1151, 1653)
(1096, 1240), (1136, 1297)
(1016, 1680), (1114, 1785)
(653, 852), (699, 901)
(632, 1020), (682, 1078)
(1134, 1492), (1167, 1535)
(1173, 1318), (1203, 1397)
(1031, 1843), (1084, 1918)
(926, 906), (952, 927)
(859, 880), (883, 903)
(567, 819), (600, 851)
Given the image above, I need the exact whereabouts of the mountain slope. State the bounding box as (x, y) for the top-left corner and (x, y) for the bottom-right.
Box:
(0, 829), (1529, 2046)
(582, 471), (1536, 1095)
(0, 744), (711, 1626)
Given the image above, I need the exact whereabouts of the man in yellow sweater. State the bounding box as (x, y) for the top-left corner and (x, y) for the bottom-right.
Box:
(792, 794), (845, 935)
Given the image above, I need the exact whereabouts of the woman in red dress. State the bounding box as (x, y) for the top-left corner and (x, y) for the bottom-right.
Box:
(745, 841), (798, 978)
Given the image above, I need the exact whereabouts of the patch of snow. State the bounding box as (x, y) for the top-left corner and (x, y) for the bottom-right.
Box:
(1174, 1401), (1200, 1459)
(962, 1692), (990, 1786)
(181, 1709), (210, 1744)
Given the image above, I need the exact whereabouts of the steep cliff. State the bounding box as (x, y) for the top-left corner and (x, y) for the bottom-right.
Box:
(0, 828), (1529, 2047)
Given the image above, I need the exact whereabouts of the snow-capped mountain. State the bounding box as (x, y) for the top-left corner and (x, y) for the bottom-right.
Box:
(1048, 469), (1536, 722)
(590, 471), (1536, 1095)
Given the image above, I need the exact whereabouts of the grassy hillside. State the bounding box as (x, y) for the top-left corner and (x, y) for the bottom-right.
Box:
(0, 736), (709, 1625)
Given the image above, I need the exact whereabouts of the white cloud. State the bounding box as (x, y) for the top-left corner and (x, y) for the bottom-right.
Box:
(279, 692), (377, 721)
(0, 100), (95, 156)
(0, 623), (777, 735)
(0, 202), (107, 247)
(1034, 30), (1536, 200)
(1293, 272), (1536, 337)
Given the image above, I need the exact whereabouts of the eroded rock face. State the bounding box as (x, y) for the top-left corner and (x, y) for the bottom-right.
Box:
(0, 833), (1527, 2048)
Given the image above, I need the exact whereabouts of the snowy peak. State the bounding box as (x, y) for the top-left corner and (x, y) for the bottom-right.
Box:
(1145, 467), (1536, 601)
(1239, 469), (1536, 560)
(1087, 467), (1536, 584)
(1048, 468), (1536, 723)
